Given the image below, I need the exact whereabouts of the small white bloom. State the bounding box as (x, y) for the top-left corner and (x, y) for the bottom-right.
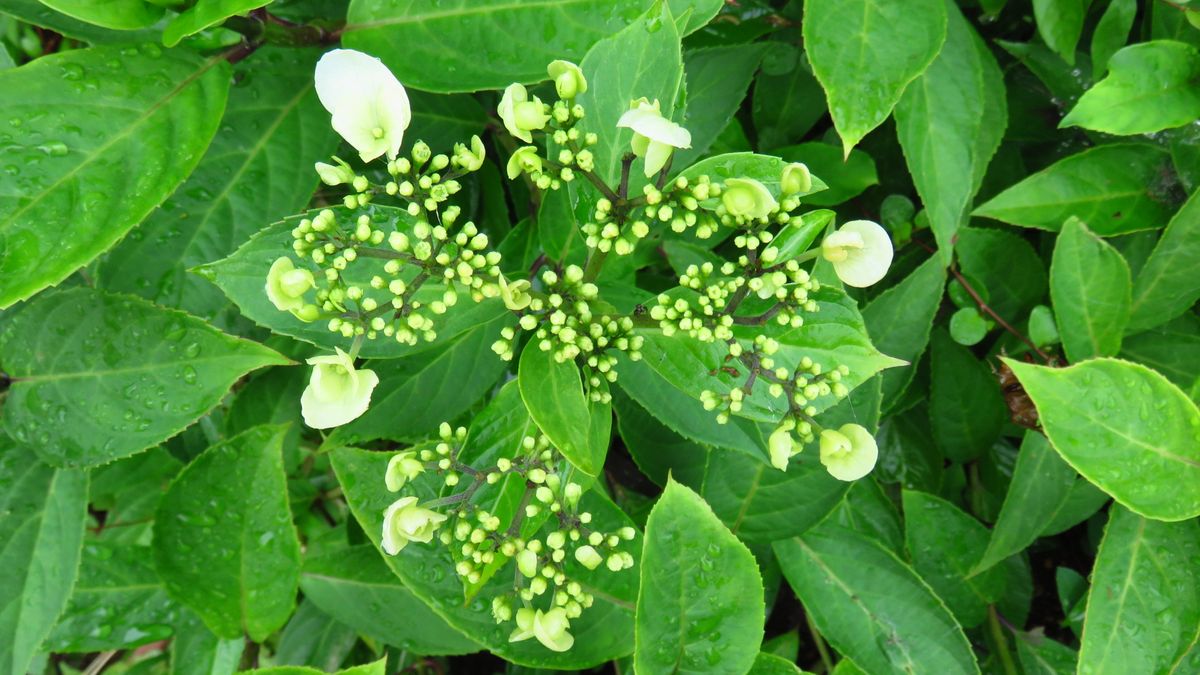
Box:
(497, 83), (550, 143)
(381, 496), (448, 555)
(315, 49), (411, 163)
(821, 220), (893, 288)
(510, 607), (574, 652)
(818, 423), (878, 481)
(300, 348), (380, 429)
(385, 451), (424, 491)
(768, 422), (797, 471)
(265, 257), (314, 313)
(616, 98), (691, 177)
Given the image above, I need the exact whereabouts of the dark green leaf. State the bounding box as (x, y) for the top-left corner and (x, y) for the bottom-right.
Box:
(275, 600), (357, 671)
(0, 45), (229, 308)
(861, 256), (946, 406)
(929, 330), (1006, 463)
(673, 44), (766, 170)
(0, 443), (88, 675)
(0, 288), (289, 468)
(751, 56), (826, 151)
(1120, 315), (1200, 391)
(1031, 0), (1088, 64)
(170, 610), (244, 675)
(634, 480), (764, 675)
(955, 227), (1047, 319)
(1128, 188), (1200, 332)
(1090, 0), (1137, 77)
(154, 426), (302, 641)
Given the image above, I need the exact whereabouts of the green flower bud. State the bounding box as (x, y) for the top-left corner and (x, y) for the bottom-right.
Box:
(547, 59), (587, 99)
(574, 545), (602, 570)
(506, 146), (543, 180)
(412, 140), (431, 164)
(315, 159), (356, 186)
(453, 135), (486, 172)
(780, 162), (812, 196)
(498, 275), (532, 311)
(266, 257), (315, 312)
(517, 548), (538, 577)
(498, 83), (550, 143)
(385, 451), (425, 491)
(721, 178), (778, 220)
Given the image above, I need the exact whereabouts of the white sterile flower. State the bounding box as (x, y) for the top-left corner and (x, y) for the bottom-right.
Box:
(385, 451), (424, 491)
(509, 608), (574, 652)
(616, 98), (691, 177)
(300, 348), (380, 429)
(768, 420), (797, 471)
(266, 257), (314, 313)
(821, 219), (894, 288)
(818, 423), (879, 481)
(722, 178), (778, 220)
(381, 496), (448, 555)
(498, 83), (550, 143)
(315, 49), (411, 163)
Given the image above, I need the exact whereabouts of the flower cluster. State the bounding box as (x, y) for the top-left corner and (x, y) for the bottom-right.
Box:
(499, 60), (598, 191)
(380, 424), (636, 652)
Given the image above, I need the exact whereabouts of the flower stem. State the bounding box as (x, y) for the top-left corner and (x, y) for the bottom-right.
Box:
(988, 606), (1019, 675)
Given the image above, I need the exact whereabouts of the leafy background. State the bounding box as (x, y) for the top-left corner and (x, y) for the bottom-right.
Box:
(2, 0), (1200, 674)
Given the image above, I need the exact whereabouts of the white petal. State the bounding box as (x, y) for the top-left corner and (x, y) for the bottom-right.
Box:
(315, 49), (410, 161)
(618, 109), (691, 148)
(300, 366), (379, 429)
(833, 220), (893, 288)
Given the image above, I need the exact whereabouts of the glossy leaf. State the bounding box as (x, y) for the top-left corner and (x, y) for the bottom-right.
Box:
(1078, 506), (1200, 673)
(1016, 633), (1079, 674)
(275, 601), (357, 672)
(861, 256), (946, 406)
(100, 48), (338, 321)
(163, 0), (271, 47)
(672, 44), (766, 170)
(774, 523), (979, 675)
(973, 431), (1077, 574)
(1049, 217), (1132, 362)
(1063, 41), (1200, 135)
(929, 330), (1006, 463)
(47, 543), (176, 653)
(330, 445), (640, 669)
(1031, 0), (1088, 64)
(0, 0), (162, 43)
(894, 1), (1006, 260)
(634, 480), (764, 675)
(0, 288), (289, 468)
(342, 0), (718, 93)
(1120, 315), (1200, 391)
(518, 343), (611, 476)
(955, 227), (1047, 319)
(1090, 0), (1137, 77)
(803, 0), (947, 154)
(1006, 358), (1200, 521)
(1128, 188), (1200, 332)
(903, 490), (1003, 628)
(973, 144), (1177, 235)
(38, 0), (162, 30)
(752, 56), (826, 151)
(0, 444), (88, 675)
(0, 45), (229, 308)
(153, 426), (302, 641)
(170, 610), (243, 675)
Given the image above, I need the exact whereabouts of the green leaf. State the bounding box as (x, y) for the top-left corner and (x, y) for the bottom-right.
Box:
(300, 545), (478, 654)
(275, 601), (356, 672)
(1005, 358), (1200, 521)
(0, 45), (230, 308)
(170, 610), (244, 675)
(99, 48), (339, 321)
(0, 0), (162, 43)
(329, 445), (640, 669)
(751, 56), (826, 152)
(163, 0), (271, 47)
(803, 0), (947, 154)
(1031, 0), (1088, 64)
(973, 144), (1177, 235)
(748, 652), (807, 674)
(518, 343), (611, 476)
(328, 315), (513, 446)
(861, 256), (947, 406)
(929, 330), (1007, 463)
(955, 227), (1047, 319)
(902, 491), (1003, 628)
(0, 443), (89, 675)
(1090, 0), (1137, 77)
(776, 142), (878, 206)
(672, 44), (766, 170)
(38, 0), (163, 30)
(635, 480), (764, 675)
(407, 92), (489, 153)
(774, 523), (978, 675)
(0, 288), (289, 468)
(575, 2), (683, 188)
(1120, 315), (1200, 391)
(1015, 632), (1079, 674)
(634, 287), (903, 424)
(832, 478), (904, 555)
(973, 431), (1077, 574)
(1063, 41), (1200, 135)
(1049, 217), (1132, 362)
(675, 152), (828, 202)
(342, 0), (717, 93)
(1078, 506), (1200, 672)
(199, 205), (509, 358)
(47, 543), (175, 653)
(1129, 188), (1200, 332)
(242, 659), (387, 675)
(1041, 479), (1111, 536)
(894, 1), (1006, 261)
(153, 425), (302, 641)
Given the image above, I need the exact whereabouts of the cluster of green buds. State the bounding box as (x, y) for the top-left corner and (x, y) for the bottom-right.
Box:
(381, 423), (636, 653)
(269, 137), (504, 347)
(499, 60), (598, 191)
(492, 264), (643, 403)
